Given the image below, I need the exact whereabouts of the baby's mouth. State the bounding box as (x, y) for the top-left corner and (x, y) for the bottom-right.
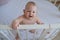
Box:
(29, 16), (33, 17)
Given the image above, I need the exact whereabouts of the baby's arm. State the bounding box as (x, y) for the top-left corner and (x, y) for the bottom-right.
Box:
(29, 29), (36, 33)
(29, 17), (44, 33)
(11, 17), (23, 29)
(11, 19), (19, 29)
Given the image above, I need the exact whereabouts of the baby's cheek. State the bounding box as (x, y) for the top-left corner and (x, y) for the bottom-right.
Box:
(25, 14), (29, 17)
(34, 14), (36, 16)
(26, 13), (29, 16)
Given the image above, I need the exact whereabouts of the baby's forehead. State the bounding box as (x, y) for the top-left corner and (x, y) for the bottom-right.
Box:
(27, 5), (36, 8)
(25, 5), (37, 10)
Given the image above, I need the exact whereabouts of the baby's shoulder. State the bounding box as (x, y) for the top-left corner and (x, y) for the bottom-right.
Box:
(15, 15), (24, 22)
(18, 15), (24, 19)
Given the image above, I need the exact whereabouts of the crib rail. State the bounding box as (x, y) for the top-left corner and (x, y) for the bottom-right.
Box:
(0, 24), (60, 40)
(17, 24), (60, 40)
(0, 25), (15, 40)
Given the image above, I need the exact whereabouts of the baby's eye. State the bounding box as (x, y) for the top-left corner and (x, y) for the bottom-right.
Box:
(33, 11), (35, 13)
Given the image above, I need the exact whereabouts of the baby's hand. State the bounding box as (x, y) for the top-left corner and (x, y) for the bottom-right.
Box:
(11, 19), (19, 30)
(29, 29), (36, 33)
(12, 26), (17, 30)
(11, 24), (19, 30)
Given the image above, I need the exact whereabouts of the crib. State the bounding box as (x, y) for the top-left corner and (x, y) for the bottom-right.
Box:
(0, 25), (15, 40)
(0, 24), (60, 40)
(17, 24), (60, 40)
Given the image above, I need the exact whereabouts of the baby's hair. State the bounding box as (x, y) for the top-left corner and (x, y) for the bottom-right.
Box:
(26, 1), (36, 6)
(25, 1), (36, 9)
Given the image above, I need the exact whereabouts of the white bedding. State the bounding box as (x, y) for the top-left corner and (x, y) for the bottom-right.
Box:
(0, 0), (60, 24)
(36, 1), (60, 24)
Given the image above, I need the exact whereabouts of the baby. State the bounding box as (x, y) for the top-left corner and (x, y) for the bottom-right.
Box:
(12, 1), (43, 40)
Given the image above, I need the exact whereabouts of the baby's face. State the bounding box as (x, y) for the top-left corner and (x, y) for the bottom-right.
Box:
(24, 5), (37, 19)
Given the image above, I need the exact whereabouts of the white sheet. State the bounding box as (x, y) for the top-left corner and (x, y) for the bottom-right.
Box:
(0, 0), (60, 24)
(36, 1), (60, 24)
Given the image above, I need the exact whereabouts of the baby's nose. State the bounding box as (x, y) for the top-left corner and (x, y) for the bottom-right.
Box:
(30, 13), (32, 16)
